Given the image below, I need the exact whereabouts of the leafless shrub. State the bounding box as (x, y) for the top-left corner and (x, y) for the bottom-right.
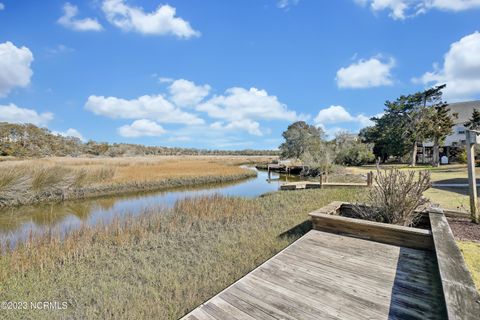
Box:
(352, 169), (431, 226)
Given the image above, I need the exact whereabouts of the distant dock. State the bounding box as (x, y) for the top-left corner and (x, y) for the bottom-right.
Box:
(280, 181), (370, 190)
(280, 171), (374, 190)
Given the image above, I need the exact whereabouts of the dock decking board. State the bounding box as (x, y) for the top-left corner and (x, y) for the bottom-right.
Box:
(182, 230), (447, 320)
(429, 212), (480, 320)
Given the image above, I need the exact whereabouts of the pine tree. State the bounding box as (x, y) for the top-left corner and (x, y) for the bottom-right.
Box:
(424, 85), (457, 166)
(465, 108), (480, 130)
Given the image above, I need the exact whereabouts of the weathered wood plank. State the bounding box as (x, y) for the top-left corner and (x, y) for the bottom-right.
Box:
(184, 308), (215, 320)
(429, 212), (480, 320)
(254, 259), (391, 318)
(310, 211), (434, 250)
(220, 290), (278, 320)
(184, 229), (446, 320)
(207, 297), (258, 320)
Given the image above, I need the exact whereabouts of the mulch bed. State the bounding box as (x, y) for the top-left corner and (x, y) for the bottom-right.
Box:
(447, 217), (480, 242)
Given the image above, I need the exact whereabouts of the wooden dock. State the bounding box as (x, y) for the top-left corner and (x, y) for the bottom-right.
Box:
(280, 181), (369, 190)
(183, 202), (480, 320)
(182, 230), (446, 320)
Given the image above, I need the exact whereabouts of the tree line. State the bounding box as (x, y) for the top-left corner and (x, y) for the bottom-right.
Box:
(0, 122), (279, 157)
(279, 121), (375, 174)
(359, 84), (456, 166)
(279, 84), (479, 169)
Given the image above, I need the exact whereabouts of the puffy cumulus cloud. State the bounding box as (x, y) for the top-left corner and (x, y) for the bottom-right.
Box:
(102, 0), (200, 38)
(58, 3), (103, 31)
(118, 119), (166, 137)
(354, 0), (480, 20)
(87, 80), (302, 138)
(336, 56), (395, 89)
(197, 87), (302, 136)
(314, 105), (355, 123)
(168, 79), (210, 107)
(53, 128), (86, 141)
(197, 87), (299, 122)
(0, 42), (33, 97)
(85, 94), (204, 125)
(314, 105), (374, 138)
(413, 31), (480, 100)
(210, 119), (263, 136)
(0, 103), (53, 126)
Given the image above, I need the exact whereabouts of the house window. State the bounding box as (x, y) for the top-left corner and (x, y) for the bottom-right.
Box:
(458, 130), (465, 134)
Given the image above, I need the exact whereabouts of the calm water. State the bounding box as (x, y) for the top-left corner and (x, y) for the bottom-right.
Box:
(0, 167), (302, 247)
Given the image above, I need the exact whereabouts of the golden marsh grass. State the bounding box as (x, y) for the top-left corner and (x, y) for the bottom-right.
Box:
(0, 188), (359, 319)
(0, 156), (272, 207)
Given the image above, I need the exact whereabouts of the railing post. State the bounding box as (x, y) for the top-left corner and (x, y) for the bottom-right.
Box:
(466, 130), (479, 223)
(319, 173), (323, 189)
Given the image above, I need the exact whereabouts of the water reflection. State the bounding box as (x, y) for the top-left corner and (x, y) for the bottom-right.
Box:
(0, 168), (299, 246)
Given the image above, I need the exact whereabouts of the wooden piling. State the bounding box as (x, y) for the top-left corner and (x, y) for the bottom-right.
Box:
(367, 171), (373, 187)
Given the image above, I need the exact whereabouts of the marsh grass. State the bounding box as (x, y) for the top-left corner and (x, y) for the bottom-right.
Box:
(0, 187), (359, 319)
(0, 156), (265, 207)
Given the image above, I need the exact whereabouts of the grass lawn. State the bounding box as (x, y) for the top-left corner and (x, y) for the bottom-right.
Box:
(457, 241), (480, 291)
(346, 164), (477, 211)
(423, 188), (471, 212)
(345, 163), (476, 183)
(0, 188), (360, 320)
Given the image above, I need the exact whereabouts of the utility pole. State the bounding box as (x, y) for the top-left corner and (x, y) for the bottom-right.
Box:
(466, 130), (479, 223)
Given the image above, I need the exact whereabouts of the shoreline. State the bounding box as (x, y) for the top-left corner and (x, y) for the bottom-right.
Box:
(0, 170), (257, 209)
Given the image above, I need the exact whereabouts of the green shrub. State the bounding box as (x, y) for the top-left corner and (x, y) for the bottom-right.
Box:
(335, 142), (375, 166)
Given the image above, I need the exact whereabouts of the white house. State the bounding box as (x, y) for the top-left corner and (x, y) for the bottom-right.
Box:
(419, 100), (480, 163)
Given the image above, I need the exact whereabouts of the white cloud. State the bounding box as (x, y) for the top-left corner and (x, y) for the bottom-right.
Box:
(210, 119), (263, 136)
(197, 87), (299, 122)
(158, 77), (174, 83)
(355, 0), (480, 20)
(336, 56), (395, 88)
(0, 3), (5, 10)
(87, 80), (303, 139)
(102, 0), (200, 38)
(58, 3), (103, 31)
(314, 105), (354, 123)
(53, 128), (86, 141)
(356, 114), (375, 127)
(414, 31), (480, 100)
(85, 94), (204, 125)
(168, 79), (210, 107)
(0, 42), (33, 97)
(0, 103), (53, 126)
(118, 119), (166, 137)
(314, 105), (374, 129)
(196, 87), (303, 136)
(277, 0), (300, 9)
(45, 44), (74, 56)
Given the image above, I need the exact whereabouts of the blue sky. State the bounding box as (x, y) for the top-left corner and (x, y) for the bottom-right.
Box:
(0, 0), (479, 149)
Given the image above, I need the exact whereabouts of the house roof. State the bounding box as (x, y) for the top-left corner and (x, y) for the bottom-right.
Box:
(447, 100), (480, 125)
